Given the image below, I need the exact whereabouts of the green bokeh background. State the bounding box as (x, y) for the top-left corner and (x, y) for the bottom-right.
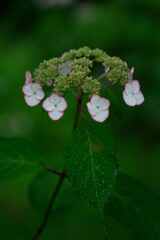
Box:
(0, 0), (159, 239)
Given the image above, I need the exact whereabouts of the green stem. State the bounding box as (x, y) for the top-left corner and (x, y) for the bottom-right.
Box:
(32, 91), (83, 239)
(44, 165), (67, 177)
(73, 90), (83, 130)
(97, 67), (110, 81)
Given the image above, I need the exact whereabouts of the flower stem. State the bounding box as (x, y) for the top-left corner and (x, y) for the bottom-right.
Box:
(73, 90), (83, 130)
(32, 171), (66, 240)
(32, 90), (83, 239)
(97, 67), (110, 81)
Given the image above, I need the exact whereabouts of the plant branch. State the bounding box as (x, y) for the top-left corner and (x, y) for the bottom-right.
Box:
(73, 90), (83, 130)
(32, 88), (83, 240)
(43, 165), (67, 177)
(32, 171), (66, 240)
(97, 67), (110, 81)
(40, 162), (66, 177)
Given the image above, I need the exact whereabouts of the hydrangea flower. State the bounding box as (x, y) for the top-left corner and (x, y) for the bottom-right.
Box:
(43, 94), (68, 120)
(23, 49), (145, 124)
(123, 68), (144, 107)
(23, 71), (45, 107)
(87, 95), (110, 123)
(123, 80), (144, 107)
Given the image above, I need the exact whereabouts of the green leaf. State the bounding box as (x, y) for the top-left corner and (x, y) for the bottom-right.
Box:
(65, 129), (117, 212)
(28, 170), (77, 213)
(0, 138), (41, 180)
(105, 172), (160, 239)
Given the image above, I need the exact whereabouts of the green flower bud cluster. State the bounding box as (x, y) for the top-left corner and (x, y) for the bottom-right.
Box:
(103, 57), (129, 84)
(33, 47), (129, 95)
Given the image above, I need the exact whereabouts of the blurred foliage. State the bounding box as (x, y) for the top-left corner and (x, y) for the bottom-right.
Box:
(105, 172), (160, 239)
(0, 138), (41, 180)
(0, 0), (160, 239)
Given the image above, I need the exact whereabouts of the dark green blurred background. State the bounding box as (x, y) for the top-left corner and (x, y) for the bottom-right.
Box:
(0, 0), (160, 239)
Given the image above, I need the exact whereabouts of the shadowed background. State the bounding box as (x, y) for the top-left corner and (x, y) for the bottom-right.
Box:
(0, 0), (160, 239)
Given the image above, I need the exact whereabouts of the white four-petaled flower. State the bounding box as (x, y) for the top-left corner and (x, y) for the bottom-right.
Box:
(42, 94), (68, 120)
(87, 95), (110, 123)
(123, 80), (144, 107)
(23, 67), (144, 123)
(23, 72), (45, 107)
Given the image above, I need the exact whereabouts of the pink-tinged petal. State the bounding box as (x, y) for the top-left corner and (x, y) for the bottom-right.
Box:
(125, 80), (140, 95)
(23, 83), (42, 96)
(125, 82), (133, 94)
(135, 91), (144, 105)
(123, 91), (136, 107)
(90, 95), (101, 105)
(49, 94), (58, 102)
(24, 95), (40, 107)
(22, 84), (33, 96)
(89, 95), (110, 110)
(35, 89), (45, 100)
(87, 102), (98, 116)
(48, 94), (68, 111)
(56, 96), (68, 111)
(42, 97), (55, 111)
(98, 97), (110, 110)
(48, 111), (64, 121)
(25, 71), (32, 84)
(131, 80), (140, 94)
(31, 83), (42, 92)
(92, 110), (109, 123)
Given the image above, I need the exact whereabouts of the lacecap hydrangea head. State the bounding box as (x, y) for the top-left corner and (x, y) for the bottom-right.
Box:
(22, 47), (144, 122)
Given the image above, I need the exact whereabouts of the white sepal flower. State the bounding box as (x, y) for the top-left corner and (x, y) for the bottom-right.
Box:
(87, 95), (110, 123)
(42, 94), (67, 121)
(123, 80), (144, 107)
(23, 71), (45, 107)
